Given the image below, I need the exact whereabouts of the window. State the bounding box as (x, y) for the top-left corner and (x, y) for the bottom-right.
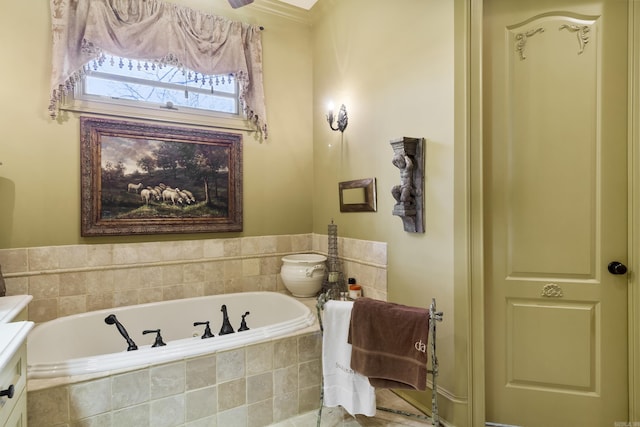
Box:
(67, 54), (243, 124)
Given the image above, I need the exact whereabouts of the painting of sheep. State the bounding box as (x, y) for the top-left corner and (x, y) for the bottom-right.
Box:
(80, 117), (242, 236)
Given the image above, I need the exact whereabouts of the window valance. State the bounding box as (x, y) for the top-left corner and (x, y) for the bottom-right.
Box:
(49, 0), (267, 137)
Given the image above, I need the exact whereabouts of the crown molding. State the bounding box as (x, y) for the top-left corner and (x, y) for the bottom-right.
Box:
(251, 0), (312, 25)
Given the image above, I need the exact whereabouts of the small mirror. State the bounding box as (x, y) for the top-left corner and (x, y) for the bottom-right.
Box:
(339, 178), (377, 212)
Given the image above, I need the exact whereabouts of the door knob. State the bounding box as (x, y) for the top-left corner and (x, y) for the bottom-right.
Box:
(608, 261), (627, 275)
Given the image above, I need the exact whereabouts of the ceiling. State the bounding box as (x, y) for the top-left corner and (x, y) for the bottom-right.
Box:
(277, 0), (318, 10)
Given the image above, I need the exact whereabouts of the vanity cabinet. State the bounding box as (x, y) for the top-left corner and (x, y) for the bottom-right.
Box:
(0, 322), (33, 427)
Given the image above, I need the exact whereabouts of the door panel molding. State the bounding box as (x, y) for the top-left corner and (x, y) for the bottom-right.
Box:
(469, 0), (639, 424)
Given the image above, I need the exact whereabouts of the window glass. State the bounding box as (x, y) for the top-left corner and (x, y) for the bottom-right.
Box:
(78, 55), (239, 115)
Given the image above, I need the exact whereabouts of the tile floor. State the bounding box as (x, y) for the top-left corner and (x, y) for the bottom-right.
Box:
(270, 390), (433, 426)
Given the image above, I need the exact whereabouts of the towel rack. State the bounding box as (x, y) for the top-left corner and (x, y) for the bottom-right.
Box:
(315, 293), (444, 426)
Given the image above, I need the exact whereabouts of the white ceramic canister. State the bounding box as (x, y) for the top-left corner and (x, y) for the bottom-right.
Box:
(280, 254), (327, 297)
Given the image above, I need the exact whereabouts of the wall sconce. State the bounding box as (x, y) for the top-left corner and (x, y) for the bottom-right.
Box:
(326, 104), (348, 132)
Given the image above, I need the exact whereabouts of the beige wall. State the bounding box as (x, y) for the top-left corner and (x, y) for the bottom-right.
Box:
(0, 0), (314, 248)
(0, 0), (471, 424)
(311, 0), (468, 422)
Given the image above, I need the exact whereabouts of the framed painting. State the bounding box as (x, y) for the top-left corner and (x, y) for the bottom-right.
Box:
(80, 117), (243, 236)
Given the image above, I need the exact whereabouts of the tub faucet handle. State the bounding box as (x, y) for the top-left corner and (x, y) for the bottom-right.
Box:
(238, 311), (250, 331)
(143, 329), (167, 347)
(194, 321), (215, 339)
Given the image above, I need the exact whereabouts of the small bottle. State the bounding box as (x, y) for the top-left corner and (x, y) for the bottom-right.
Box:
(348, 277), (362, 299)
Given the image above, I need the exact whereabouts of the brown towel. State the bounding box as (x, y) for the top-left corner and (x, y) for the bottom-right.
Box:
(348, 297), (429, 391)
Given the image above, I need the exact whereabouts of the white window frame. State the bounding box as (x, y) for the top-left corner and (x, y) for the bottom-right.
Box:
(61, 61), (253, 131)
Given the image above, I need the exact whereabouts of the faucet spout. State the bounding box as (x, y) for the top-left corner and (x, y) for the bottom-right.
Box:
(105, 314), (138, 351)
(219, 304), (235, 335)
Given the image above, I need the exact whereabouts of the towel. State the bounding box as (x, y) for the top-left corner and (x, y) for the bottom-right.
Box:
(349, 297), (429, 391)
(322, 300), (376, 416)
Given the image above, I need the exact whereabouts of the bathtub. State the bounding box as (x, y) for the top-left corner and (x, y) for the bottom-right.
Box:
(27, 291), (316, 379)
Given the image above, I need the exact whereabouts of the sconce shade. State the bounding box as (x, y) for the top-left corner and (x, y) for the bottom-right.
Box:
(327, 104), (348, 132)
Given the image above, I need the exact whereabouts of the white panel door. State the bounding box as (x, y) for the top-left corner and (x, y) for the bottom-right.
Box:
(483, 0), (629, 426)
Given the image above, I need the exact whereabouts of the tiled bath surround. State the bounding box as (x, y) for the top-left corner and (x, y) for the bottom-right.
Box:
(0, 234), (386, 426)
(27, 331), (323, 426)
(0, 234), (387, 324)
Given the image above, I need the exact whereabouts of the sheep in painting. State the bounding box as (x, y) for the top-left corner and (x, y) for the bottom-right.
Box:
(177, 190), (192, 205)
(146, 187), (161, 201)
(127, 182), (143, 193)
(181, 189), (196, 204)
(140, 188), (154, 205)
(162, 188), (183, 205)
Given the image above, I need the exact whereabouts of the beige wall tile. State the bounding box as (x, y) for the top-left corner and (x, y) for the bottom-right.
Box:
(216, 349), (245, 382)
(186, 355), (217, 390)
(217, 406), (247, 427)
(185, 415), (217, 427)
(112, 404), (150, 427)
(113, 268), (142, 291)
(223, 259), (242, 280)
(223, 238), (241, 257)
(69, 378), (111, 419)
(184, 263), (205, 283)
(58, 245), (88, 270)
(273, 338), (297, 369)
(112, 369), (150, 410)
(113, 290), (139, 307)
(217, 378), (246, 411)
(59, 272), (88, 296)
(298, 359), (321, 389)
(246, 372), (273, 404)
(242, 258), (260, 277)
(86, 245), (113, 268)
(162, 284), (184, 301)
(29, 274), (60, 299)
(291, 234), (312, 253)
(28, 246), (60, 271)
(275, 235), (293, 253)
(150, 395), (185, 427)
(0, 248), (28, 273)
(86, 292), (114, 312)
(139, 266), (163, 288)
(28, 386), (70, 426)
(113, 244), (141, 266)
(297, 333), (321, 363)
(273, 365), (297, 397)
(70, 412), (112, 427)
(247, 399), (273, 427)
(150, 362), (186, 399)
(162, 265), (184, 286)
(138, 287), (163, 304)
(5, 277), (28, 295)
(273, 391), (298, 422)
(298, 385), (321, 413)
(186, 386), (217, 422)
(203, 240), (224, 259)
(246, 342), (273, 375)
(58, 295), (87, 317)
(29, 298), (58, 323)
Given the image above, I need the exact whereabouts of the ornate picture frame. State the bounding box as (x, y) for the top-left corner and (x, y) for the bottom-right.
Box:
(80, 117), (243, 236)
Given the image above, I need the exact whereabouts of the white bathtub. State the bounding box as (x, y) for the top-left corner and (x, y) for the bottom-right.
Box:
(27, 291), (315, 379)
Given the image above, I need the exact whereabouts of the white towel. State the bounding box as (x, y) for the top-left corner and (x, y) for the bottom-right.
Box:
(322, 300), (376, 416)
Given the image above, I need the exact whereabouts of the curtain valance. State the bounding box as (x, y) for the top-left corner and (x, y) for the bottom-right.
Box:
(49, 0), (267, 137)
